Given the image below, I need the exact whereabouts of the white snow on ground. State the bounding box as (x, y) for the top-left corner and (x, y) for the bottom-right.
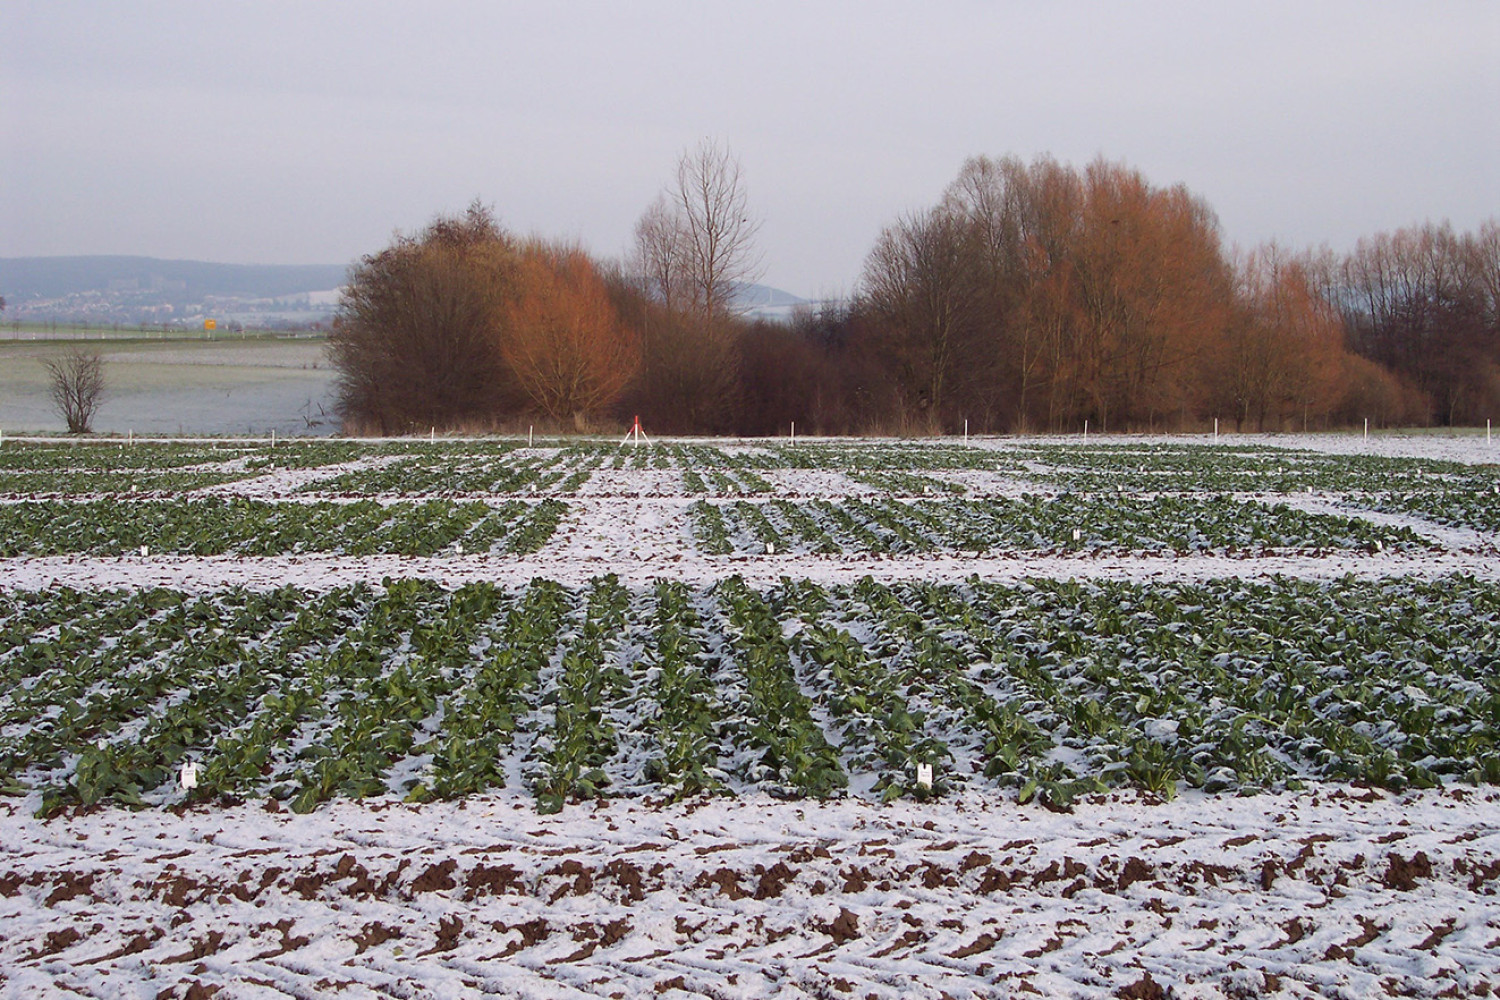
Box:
(760, 470), (870, 498)
(573, 467), (684, 498)
(3, 546), (1498, 594)
(546, 496), (697, 570)
(201, 454), (408, 498)
(2, 787), (1496, 999)
(3, 433), (1498, 998)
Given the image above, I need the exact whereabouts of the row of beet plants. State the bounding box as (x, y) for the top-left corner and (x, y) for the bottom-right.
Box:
(831, 580), (1063, 802)
(688, 500), (735, 555)
(301, 443), (552, 494)
(1030, 443), (1497, 497)
(711, 577), (847, 797)
(636, 581), (732, 799)
(415, 581), (567, 799)
(5, 575), (1495, 813)
(884, 581), (1189, 807)
(1370, 485), (1500, 534)
(4, 589), (323, 814)
(770, 581), (950, 801)
(676, 451), (773, 494)
(281, 581), (484, 812)
(0, 497), (567, 557)
(0, 470), (257, 496)
(689, 495), (1428, 556)
(751, 443), (1017, 472)
(849, 470), (969, 496)
(0, 589), (180, 799)
(134, 589), (358, 812)
(0, 442), (259, 495)
(911, 576), (1500, 796)
(530, 575), (634, 813)
(0, 442), (251, 474)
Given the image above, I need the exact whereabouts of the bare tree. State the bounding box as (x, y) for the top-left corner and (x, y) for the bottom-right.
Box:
(44, 349), (106, 434)
(633, 139), (762, 318)
(632, 193), (689, 313)
(621, 140), (763, 432)
(675, 138), (763, 317)
(860, 205), (979, 431)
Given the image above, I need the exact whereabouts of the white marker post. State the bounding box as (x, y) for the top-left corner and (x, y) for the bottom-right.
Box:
(179, 759), (200, 792)
(1214, 417), (1219, 441)
(964, 418), (968, 445)
(1083, 419), (1089, 442)
(791, 421), (795, 444)
(916, 762), (934, 791)
(1364, 417), (1369, 441)
(528, 425), (533, 448)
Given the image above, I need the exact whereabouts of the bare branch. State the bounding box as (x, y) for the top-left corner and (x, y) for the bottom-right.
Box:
(43, 349), (106, 434)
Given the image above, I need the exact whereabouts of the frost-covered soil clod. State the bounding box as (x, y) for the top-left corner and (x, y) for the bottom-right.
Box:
(2, 788), (1496, 999)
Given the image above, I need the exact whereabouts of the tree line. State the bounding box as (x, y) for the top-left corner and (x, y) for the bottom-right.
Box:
(330, 147), (1499, 436)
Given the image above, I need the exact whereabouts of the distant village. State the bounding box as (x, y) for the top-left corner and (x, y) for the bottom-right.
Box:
(0, 256), (350, 333)
(3, 285), (342, 332)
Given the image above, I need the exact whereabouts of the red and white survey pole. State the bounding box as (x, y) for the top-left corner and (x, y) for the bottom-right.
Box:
(622, 415), (651, 447)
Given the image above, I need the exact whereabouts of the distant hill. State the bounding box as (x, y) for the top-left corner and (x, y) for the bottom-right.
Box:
(0, 257), (814, 328)
(731, 282), (811, 322)
(732, 283), (805, 310)
(0, 256), (348, 300)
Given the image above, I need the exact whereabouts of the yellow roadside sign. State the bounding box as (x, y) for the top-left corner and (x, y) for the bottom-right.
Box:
(204, 319), (217, 331)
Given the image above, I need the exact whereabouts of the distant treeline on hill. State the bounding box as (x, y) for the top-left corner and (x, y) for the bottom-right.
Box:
(0, 256), (348, 300)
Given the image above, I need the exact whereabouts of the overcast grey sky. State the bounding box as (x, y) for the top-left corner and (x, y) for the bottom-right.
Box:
(3, 2), (1496, 298)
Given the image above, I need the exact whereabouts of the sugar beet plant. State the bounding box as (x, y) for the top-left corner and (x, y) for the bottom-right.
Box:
(711, 577), (847, 798)
(0, 441), (370, 495)
(688, 495), (1428, 556)
(3, 575), (1496, 813)
(1023, 443), (1498, 497)
(0, 497), (567, 557)
(638, 580), (731, 800)
(530, 575), (635, 813)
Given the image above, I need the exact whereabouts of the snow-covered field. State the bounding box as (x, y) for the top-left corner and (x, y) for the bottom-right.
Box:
(1, 432), (1497, 998)
(4, 787), (1498, 999)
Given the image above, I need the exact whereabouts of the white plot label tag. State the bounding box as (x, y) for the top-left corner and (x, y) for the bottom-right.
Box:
(916, 763), (934, 789)
(179, 760), (200, 791)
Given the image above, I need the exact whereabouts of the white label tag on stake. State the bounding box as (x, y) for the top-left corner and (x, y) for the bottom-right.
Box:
(916, 763), (934, 789)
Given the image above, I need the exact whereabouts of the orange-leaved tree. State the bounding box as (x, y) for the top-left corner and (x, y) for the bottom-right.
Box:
(501, 244), (640, 430)
(1208, 244), (1348, 431)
